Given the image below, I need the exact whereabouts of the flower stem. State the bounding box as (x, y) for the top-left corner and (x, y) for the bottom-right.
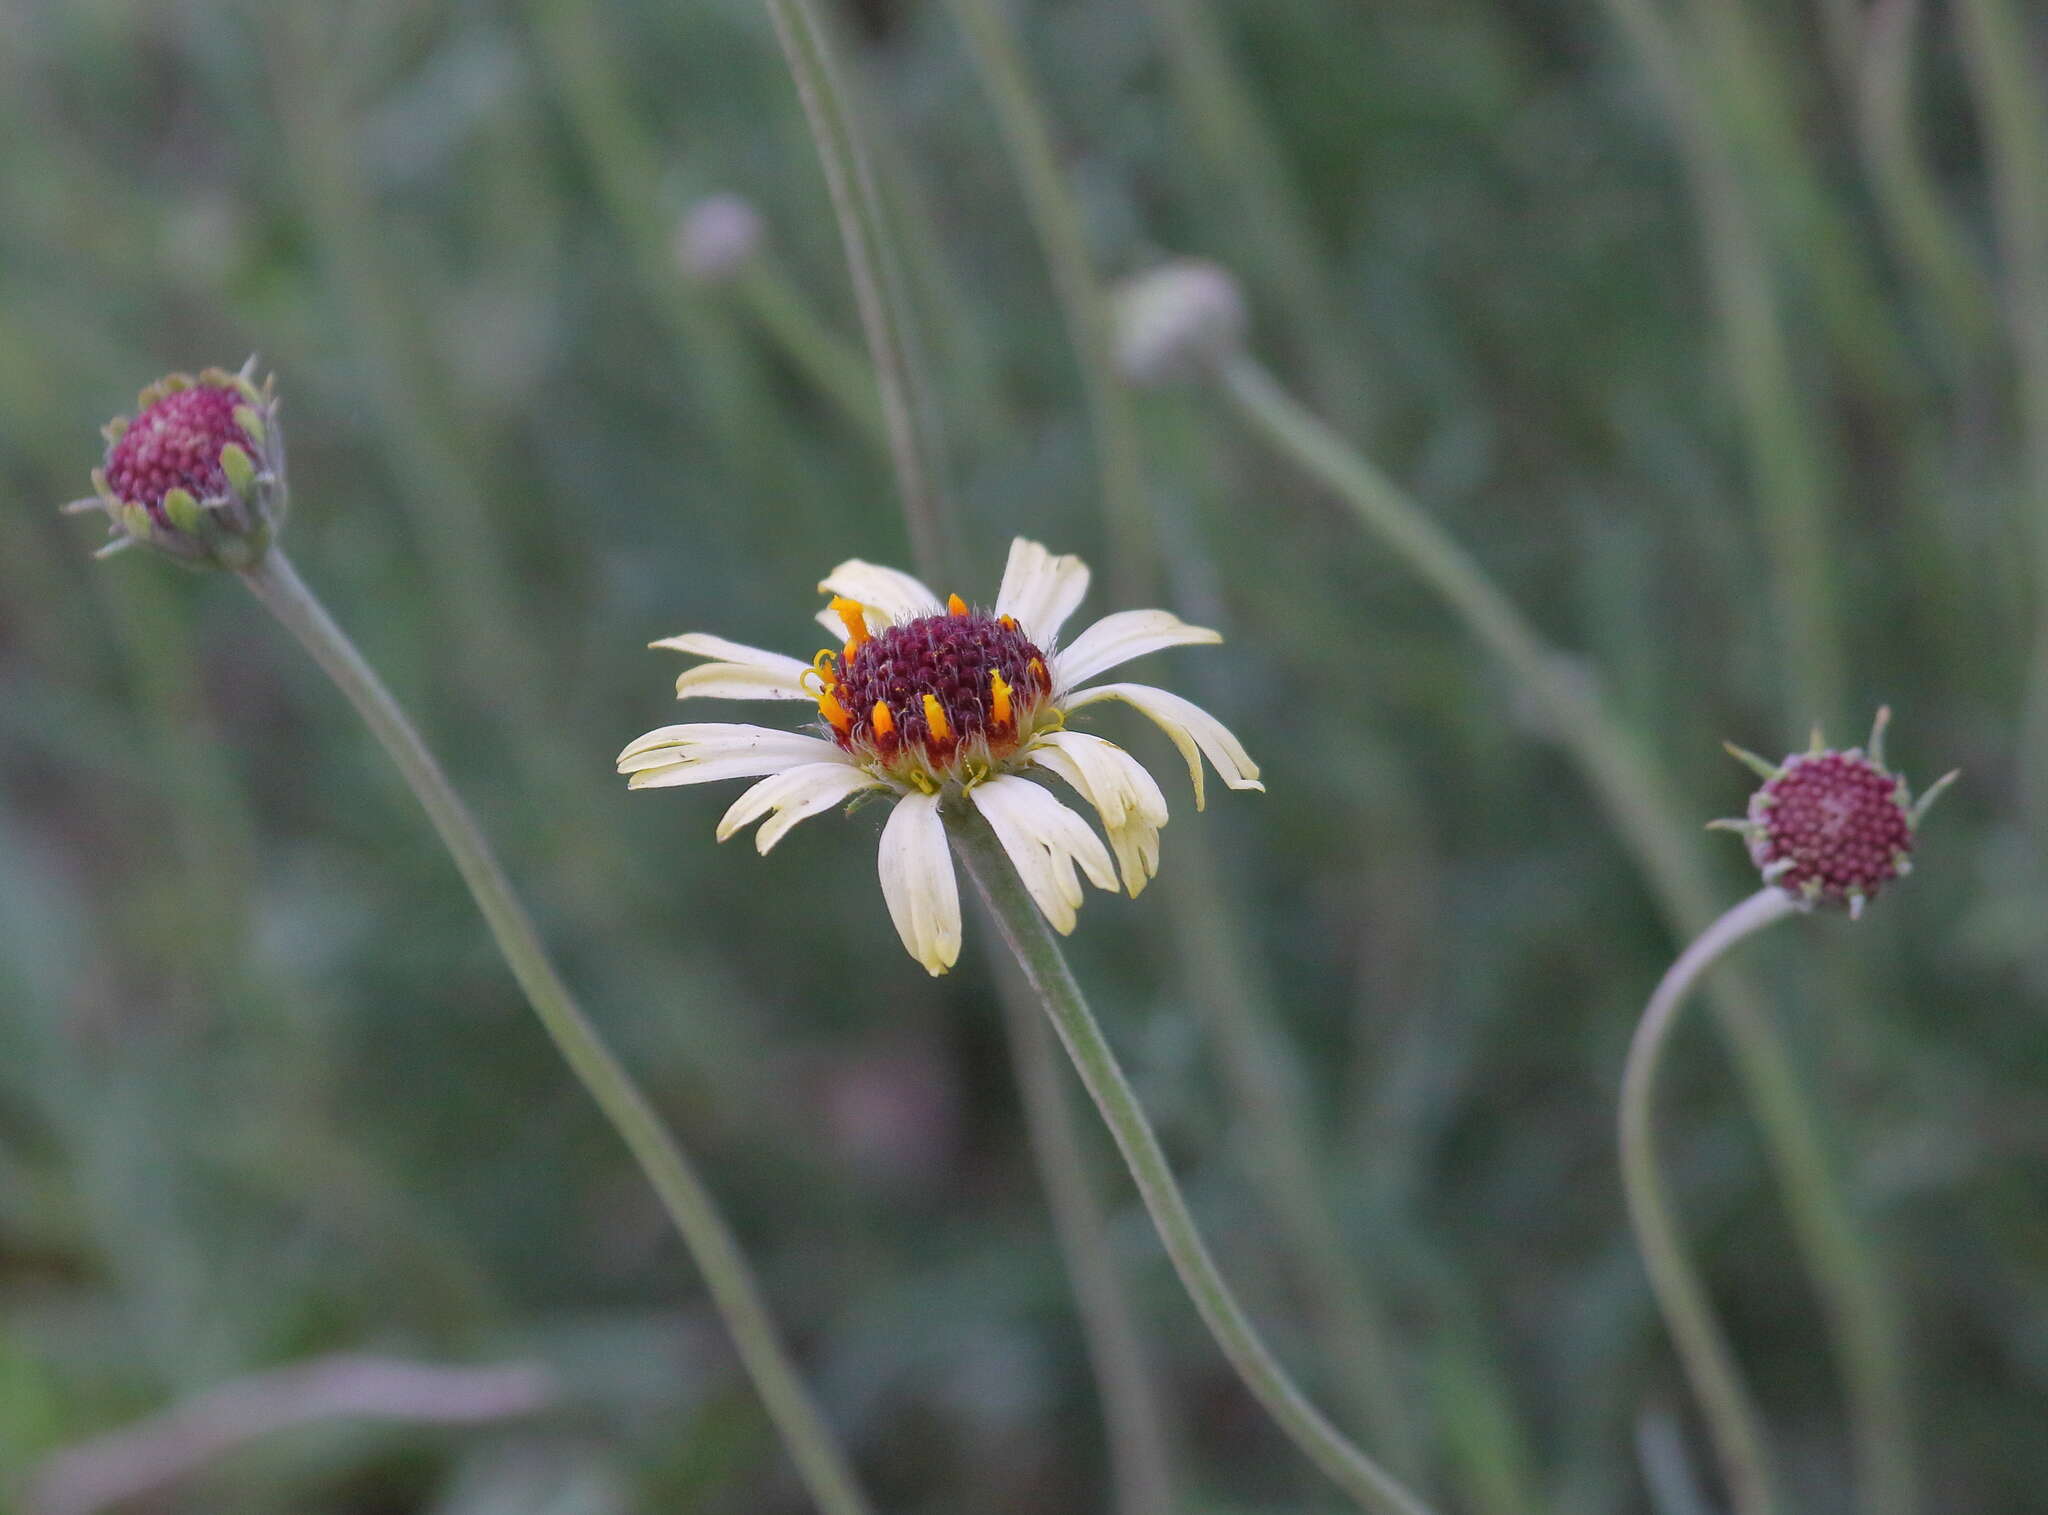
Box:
(948, 806), (1436, 1515)
(1620, 887), (1802, 1515)
(996, 973), (1179, 1515)
(1219, 350), (1914, 1515)
(238, 549), (873, 1515)
(762, 0), (955, 587)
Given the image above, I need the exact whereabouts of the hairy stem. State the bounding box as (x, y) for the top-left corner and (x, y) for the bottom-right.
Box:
(239, 550), (873, 1515)
(1220, 351), (1913, 1515)
(949, 806), (1436, 1515)
(1620, 887), (1802, 1515)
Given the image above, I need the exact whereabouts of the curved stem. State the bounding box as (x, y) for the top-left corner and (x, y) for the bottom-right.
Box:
(1220, 351), (1913, 1515)
(762, 0), (955, 586)
(238, 550), (873, 1515)
(1621, 887), (1801, 1515)
(997, 974), (1179, 1515)
(949, 806), (1436, 1515)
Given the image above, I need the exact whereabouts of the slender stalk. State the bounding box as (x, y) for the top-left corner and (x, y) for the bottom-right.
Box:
(1135, 0), (1368, 421)
(949, 806), (1437, 1515)
(1620, 887), (1801, 1515)
(942, 0), (1152, 600)
(1955, 0), (2048, 851)
(734, 258), (889, 447)
(1856, 0), (1996, 359)
(1219, 351), (1913, 1515)
(762, 0), (954, 586)
(238, 550), (873, 1515)
(1594, 0), (1845, 735)
(997, 974), (1179, 1515)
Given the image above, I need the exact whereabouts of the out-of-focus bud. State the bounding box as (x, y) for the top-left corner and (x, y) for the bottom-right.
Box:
(1113, 257), (1248, 385)
(674, 193), (766, 286)
(67, 362), (285, 569)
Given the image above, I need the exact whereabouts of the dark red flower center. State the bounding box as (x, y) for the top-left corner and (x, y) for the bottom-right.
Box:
(1750, 752), (1913, 902)
(105, 385), (250, 523)
(820, 606), (1053, 767)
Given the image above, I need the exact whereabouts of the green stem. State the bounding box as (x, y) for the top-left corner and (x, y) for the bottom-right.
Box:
(942, 0), (1152, 600)
(1594, 0), (1845, 734)
(1620, 887), (1801, 1515)
(1220, 351), (1913, 1515)
(762, 0), (955, 586)
(949, 807), (1436, 1515)
(238, 550), (873, 1515)
(1955, 0), (2048, 852)
(996, 974), (1179, 1515)
(734, 259), (889, 448)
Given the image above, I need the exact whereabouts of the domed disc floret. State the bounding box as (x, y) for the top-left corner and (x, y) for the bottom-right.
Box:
(813, 595), (1054, 785)
(68, 362), (285, 569)
(1713, 708), (1958, 918)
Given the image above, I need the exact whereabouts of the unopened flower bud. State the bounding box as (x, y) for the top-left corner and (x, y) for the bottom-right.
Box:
(1712, 708), (1958, 918)
(68, 362), (285, 569)
(1113, 258), (1248, 385)
(674, 193), (766, 285)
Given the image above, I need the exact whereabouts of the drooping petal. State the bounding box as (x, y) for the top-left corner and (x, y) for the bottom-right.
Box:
(1062, 683), (1263, 810)
(993, 538), (1091, 645)
(1027, 730), (1169, 897)
(1052, 608), (1221, 693)
(878, 791), (961, 975)
(969, 775), (1117, 934)
(618, 723), (850, 788)
(817, 560), (942, 626)
(716, 763), (886, 852)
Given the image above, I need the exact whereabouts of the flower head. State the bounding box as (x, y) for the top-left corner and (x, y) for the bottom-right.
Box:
(1712, 708), (1957, 918)
(67, 362), (285, 569)
(619, 538), (1263, 974)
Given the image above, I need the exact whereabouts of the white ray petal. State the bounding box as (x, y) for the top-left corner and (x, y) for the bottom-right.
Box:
(1063, 683), (1263, 810)
(1028, 730), (1169, 897)
(674, 662), (814, 701)
(993, 538), (1091, 645)
(817, 560), (942, 625)
(878, 791), (961, 975)
(618, 724), (848, 788)
(1052, 609), (1221, 692)
(717, 763), (884, 852)
(649, 632), (811, 675)
(969, 775), (1117, 934)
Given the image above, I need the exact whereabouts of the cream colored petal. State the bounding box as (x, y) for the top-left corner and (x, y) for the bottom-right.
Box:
(1052, 609), (1221, 693)
(1028, 730), (1169, 897)
(649, 632), (811, 676)
(817, 560), (942, 625)
(969, 775), (1117, 934)
(674, 662), (814, 701)
(618, 723), (848, 789)
(717, 763), (884, 852)
(993, 538), (1091, 645)
(1062, 682), (1263, 810)
(878, 791), (961, 975)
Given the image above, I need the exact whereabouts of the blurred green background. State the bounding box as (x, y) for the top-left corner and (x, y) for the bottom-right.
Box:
(1, 0), (2043, 1511)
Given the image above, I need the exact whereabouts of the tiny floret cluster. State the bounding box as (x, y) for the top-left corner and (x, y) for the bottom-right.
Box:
(619, 539), (1263, 974)
(68, 362), (284, 569)
(1714, 708), (1956, 918)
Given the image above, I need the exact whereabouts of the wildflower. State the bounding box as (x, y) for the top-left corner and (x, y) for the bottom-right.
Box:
(65, 362), (284, 569)
(1712, 707), (1957, 918)
(619, 538), (1263, 974)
